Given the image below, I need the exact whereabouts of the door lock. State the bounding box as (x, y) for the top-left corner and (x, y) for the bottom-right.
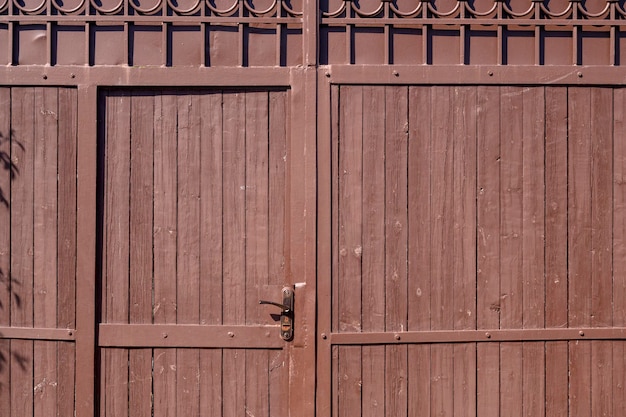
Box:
(259, 287), (294, 341)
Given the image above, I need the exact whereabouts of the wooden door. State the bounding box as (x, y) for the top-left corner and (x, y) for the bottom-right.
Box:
(98, 88), (313, 417)
(319, 85), (626, 417)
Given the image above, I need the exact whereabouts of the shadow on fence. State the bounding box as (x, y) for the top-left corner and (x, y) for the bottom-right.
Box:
(0, 128), (26, 388)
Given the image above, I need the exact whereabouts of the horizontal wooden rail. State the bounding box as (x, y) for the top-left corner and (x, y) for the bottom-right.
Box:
(0, 326), (76, 341)
(98, 324), (285, 349)
(328, 327), (626, 345)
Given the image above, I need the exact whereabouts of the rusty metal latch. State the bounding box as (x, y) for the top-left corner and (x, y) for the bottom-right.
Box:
(259, 287), (294, 341)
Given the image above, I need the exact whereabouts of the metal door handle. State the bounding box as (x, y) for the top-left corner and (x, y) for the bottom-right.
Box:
(258, 300), (291, 313)
(259, 287), (294, 341)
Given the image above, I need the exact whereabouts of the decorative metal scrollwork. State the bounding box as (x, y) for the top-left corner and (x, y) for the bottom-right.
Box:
(12, 0), (47, 14)
(90, 0), (125, 15)
(317, 0), (626, 21)
(4, 0), (626, 26)
(129, 0), (163, 15)
(243, 0), (280, 17)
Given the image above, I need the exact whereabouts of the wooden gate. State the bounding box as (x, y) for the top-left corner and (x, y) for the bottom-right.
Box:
(317, 85), (626, 416)
(97, 88), (299, 417)
(1, 0), (626, 415)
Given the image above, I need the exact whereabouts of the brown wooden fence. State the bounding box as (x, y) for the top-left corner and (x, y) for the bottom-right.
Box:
(1, 0), (626, 416)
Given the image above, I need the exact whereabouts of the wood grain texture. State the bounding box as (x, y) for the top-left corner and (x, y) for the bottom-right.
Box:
(98, 88), (291, 417)
(544, 87), (569, 417)
(268, 89), (289, 417)
(326, 84), (626, 417)
(244, 91), (270, 417)
(221, 91), (247, 417)
(568, 88), (592, 417)
(476, 86), (501, 416)
(175, 93), (201, 417)
(11, 87), (35, 417)
(128, 92), (154, 417)
(521, 87), (545, 417)
(33, 87), (59, 417)
(152, 92), (177, 417)
(330, 84), (340, 417)
(614, 88), (626, 417)
(407, 86), (431, 417)
(384, 86), (408, 417)
(590, 88), (613, 417)
(361, 86), (385, 417)
(57, 87), (77, 417)
(103, 92), (130, 417)
(0, 87), (10, 417)
(452, 87), (477, 417)
(499, 86), (524, 417)
(337, 85), (362, 417)
(199, 91), (224, 417)
(430, 86), (454, 417)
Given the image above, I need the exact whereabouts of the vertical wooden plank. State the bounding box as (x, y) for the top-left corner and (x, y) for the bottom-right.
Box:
(384, 85), (408, 417)
(152, 92), (178, 417)
(476, 85), (501, 416)
(521, 87), (545, 417)
(267, 89), (288, 417)
(544, 87), (569, 417)
(175, 92), (201, 417)
(329, 84), (340, 417)
(361, 85), (385, 417)
(128, 92), (154, 417)
(33, 87), (59, 417)
(199, 91), (224, 417)
(288, 67), (317, 417)
(407, 86), (431, 417)
(452, 86), (478, 332)
(337, 85), (362, 417)
(57, 88), (77, 417)
(499, 86), (523, 417)
(0, 87), (10, 416)
(10, 87), (35, 417)
(75, 84), (96, 417)
(222, 91), (246, 417)
(521, 88), (545, 329)
(590, 87), (613, 417)
(244, 90), (270, 417)
(568, 87), (592, 417)
(452, 86), (477, 417)
(430, 86), (454, 417)
(103, 92), (130, 417)
(613, 88), (626, 417)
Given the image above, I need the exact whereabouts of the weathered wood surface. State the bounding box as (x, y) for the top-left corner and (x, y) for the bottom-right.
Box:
(0, 87), (78, 417)
(331, 85), (626, 417)
(99, 89), (290, 417)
